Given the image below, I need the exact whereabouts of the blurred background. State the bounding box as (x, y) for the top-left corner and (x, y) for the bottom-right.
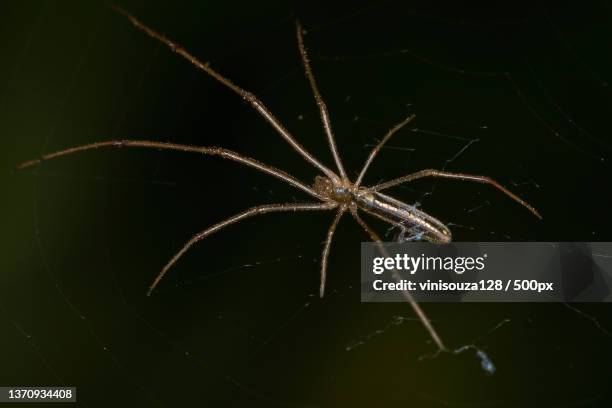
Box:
(2, 0), (612, 406)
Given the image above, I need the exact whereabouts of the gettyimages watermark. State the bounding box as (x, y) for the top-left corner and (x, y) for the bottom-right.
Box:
(360, 242), (612, 302)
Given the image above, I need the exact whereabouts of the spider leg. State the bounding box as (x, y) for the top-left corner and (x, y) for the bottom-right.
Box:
(354, 114), (416, 187)
(295, 21), (347, 180)
(349, 206), (447, 351)
(148, 202), (336, 295)
(371, 169), (542, 219)
(111, 6), (338, 181)
(319, 205), (346, 297)
(16, 139), (324, 200)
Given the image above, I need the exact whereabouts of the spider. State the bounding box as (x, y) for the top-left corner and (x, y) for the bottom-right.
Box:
(17, 6), (541, 351)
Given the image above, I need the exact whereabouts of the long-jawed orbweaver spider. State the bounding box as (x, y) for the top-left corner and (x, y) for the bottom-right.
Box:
(17, 6), (541, 350)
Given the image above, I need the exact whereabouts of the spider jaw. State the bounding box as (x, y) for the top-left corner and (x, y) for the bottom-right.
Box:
(313, 175), (333, 198)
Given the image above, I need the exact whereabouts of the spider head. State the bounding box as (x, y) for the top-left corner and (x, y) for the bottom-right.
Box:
(313, 176), (352, 203)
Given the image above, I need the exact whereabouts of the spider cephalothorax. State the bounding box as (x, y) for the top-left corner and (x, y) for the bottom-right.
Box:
(313, 175), (352, 203)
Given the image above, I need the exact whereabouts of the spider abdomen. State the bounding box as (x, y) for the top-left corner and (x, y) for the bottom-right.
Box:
(354, 189), (452, 243)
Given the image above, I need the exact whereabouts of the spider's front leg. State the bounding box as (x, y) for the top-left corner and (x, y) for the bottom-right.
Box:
(149, 202), (336, 295)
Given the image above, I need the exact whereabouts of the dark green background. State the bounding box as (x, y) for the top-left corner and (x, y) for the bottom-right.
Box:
(2, 0), (612, 406)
